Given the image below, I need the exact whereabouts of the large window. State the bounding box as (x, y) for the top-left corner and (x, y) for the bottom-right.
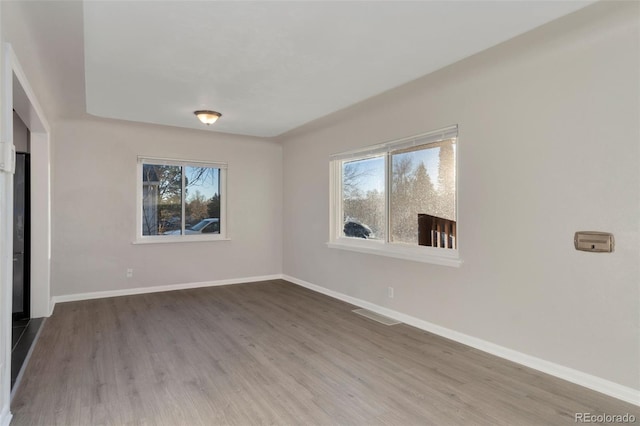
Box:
(137, 157), (226, 242)
(329, 126), (459, 266)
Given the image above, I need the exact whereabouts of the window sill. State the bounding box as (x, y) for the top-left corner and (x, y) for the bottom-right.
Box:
(133, 236), (230, 245)
(326, 240), (462, 267)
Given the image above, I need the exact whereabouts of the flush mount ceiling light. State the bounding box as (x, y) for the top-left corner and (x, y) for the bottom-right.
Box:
(194, 110), (222, 125)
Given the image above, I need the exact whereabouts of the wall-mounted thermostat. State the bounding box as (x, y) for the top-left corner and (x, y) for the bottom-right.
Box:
(574, 231), (614, 253)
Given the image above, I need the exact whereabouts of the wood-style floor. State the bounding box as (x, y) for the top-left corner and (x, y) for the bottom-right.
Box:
(10, 280), (639, 425)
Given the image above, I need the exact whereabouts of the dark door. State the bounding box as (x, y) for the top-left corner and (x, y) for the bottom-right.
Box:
(13, 153), (30, 320)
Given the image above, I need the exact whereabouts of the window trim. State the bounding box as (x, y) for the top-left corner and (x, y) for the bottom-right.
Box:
(328, 125), (461, 267)
(135, 156), (228, 244)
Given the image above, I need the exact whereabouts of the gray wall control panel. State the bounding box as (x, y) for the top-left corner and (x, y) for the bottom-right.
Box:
(574, 232), (614, 253)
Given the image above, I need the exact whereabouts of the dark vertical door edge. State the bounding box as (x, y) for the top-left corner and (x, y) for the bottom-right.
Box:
(12, 152), (31, 320)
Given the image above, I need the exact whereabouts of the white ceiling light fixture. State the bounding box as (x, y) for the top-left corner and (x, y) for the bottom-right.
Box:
(194, 110), (222, 125)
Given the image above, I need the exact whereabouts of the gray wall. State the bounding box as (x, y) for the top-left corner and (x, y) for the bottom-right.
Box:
(280, 2), (639, 390)
(13, 111), (29, 152)
(51, 118), (283, 296)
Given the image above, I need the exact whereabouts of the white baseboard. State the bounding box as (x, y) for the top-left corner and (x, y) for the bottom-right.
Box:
(0, 405), (11, 426)
(282, 274), (640, 407)
(11, 317), (47, 402)
(49, 274), (281, 312)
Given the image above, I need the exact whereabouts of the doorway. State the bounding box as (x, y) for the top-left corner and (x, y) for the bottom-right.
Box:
(12, 110), (30, 324)
(10, 112), (42, 389)
(1, 43), (52, 409)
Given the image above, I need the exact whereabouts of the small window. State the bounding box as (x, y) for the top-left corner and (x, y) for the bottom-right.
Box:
(137, 157), (227, 242)
(329, 126), (459, 266)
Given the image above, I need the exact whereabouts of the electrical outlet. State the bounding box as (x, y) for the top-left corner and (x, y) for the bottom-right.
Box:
(126, 268), (133, 278)
(388, 287), (394, 298)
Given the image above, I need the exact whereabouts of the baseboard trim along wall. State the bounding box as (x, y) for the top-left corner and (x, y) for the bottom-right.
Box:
(10, 318), (47, 403)
(281, 274), (640, 407)
(49, 274), (282, 314)
(0, 406), (12, 426)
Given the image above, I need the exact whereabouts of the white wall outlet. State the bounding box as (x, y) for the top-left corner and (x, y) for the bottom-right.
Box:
(388, 286), (394, 298)
(126, 268), (133, 278)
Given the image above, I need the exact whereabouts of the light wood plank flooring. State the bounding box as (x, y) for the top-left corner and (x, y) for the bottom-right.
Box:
(10, 280), (639, 425)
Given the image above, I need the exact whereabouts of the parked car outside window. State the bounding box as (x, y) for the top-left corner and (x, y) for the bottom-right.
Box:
(163, 218), (220, 235)
(344, 221), (372, 239)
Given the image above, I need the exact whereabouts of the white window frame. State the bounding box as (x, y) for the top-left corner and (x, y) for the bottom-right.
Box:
(135, 156), (228, 244)
(328, 125), (461, 267)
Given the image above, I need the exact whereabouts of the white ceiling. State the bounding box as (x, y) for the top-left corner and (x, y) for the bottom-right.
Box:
(82, 1), (594, 138)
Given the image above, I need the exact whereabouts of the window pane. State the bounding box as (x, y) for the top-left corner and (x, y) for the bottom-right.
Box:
(142, 164), (182, 236)
(390, 139), (456, 248)
(342, 156), (385, 240)
(185, 166), (221, 234)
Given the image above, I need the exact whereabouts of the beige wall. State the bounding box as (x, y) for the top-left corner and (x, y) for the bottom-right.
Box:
(13, 111), (29, 153)
(51, 118), (282, 296)
(281, 2), (640, 390)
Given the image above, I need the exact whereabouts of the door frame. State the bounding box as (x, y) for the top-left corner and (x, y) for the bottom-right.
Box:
(1, 43), (51, 420)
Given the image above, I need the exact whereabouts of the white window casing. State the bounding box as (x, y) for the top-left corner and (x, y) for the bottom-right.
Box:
(328, 125), (461, 267)
(135, 156), (228, 244)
